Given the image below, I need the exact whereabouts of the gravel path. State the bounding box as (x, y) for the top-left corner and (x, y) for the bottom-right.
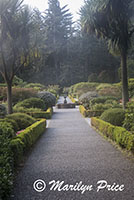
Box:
(11, 98), (134, 200)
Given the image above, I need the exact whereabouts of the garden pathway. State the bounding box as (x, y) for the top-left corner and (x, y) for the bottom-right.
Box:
(11, 97), (134, 200)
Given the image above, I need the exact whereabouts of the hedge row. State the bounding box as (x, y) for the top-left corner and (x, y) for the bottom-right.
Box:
(25, 107), (53, 119)
(91, 117), (134, 152)
(79, 105), (104, 118)
(10, 119), (46, 165)
(69, 95), (79, 104)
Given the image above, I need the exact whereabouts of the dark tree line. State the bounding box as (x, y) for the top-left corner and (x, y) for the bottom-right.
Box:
(18, 0), (119, 86)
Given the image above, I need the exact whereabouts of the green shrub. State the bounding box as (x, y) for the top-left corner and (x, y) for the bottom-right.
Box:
(25, 83), (46, 91)
(14, 97), (45, 110)
(0, 104), (7, 118)
(0, 118), (19, 133)
(128, 79), (134, 97)
(123, 113), (134, 131)
(122, 101), (134, 131)
(96, 83), (121, 98)
(91, 117), (134, 152)
(90, 96), (118, 106)
(91, 103), (111, 111)
(6, 113), (36, 131)
(0, 122), (14, 199)
(27, 107), (53, 119)
(12, 76), (27, 87)
(69, 82), (99, 98)
(0, 87), (37, 104)
(10, 119), (46, 165)
(47, 85), (60, 97)
(38, 91), (56, 110)
(79, 91), (98, 106)
(100, 108), (125, 126)
(126, 101), (134, 113)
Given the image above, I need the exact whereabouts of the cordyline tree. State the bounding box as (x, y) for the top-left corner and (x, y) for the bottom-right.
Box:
(80, 0), (134, 109)
(0, 0), (33, 114)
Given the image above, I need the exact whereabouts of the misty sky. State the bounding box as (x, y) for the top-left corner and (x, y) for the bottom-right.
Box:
(23, 0), (84, 20)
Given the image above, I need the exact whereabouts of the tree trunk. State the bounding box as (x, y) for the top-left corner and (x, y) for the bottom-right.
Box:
(7, 81), (13, 114)
(121, 50), (129, 109)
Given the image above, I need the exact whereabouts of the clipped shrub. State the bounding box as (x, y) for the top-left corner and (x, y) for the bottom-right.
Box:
(47, 85), (60, 97)
(13, 107), (42, 114)
(0, 104), (7, 118)
(91, 103), (111, 111)
(0, 87), (37, 104)
(6, 113), (36, 131)
(0, 118), (19, 133)
(79, 105), (87, 117)
(14, 97), (45, 110)
(27, 107), (53, 119)
(123, 101), (134, 131)
(0, 122), (14, 199)
(96, 83), (121, 98)
(25, 83), (46, 91)
(38, 91), (56, 110)
(100, 108), (125, 126)
(123, 113), (134, 131)
(79, 91), (98, 104)
(90, 96), (118, 106)
(79, 105), (104, 118)
(91, 117), (134, 152)
(69, 82), (99, 98)
(10, 119), (46, 165)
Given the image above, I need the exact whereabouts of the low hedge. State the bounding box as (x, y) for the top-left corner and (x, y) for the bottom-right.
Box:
(91, 117), (134, 152)
(26, 107), (53, 119)
(10, 119), (46, 165)
(0, 122), (14, 199)
(79, 105), (104, 118)
(69, 95), (79, 104)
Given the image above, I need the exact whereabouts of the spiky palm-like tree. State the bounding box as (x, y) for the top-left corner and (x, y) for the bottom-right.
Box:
(80, 0), (134, 108)
(0, 0), (32, 113)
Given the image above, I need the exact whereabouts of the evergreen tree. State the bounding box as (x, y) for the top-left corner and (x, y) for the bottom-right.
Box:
(44, 0), (73, 82)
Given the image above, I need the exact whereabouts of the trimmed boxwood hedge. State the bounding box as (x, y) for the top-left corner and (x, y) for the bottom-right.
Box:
(91, 117), (134, 152)
(0, 122), (14, 199)
(69, 95), (79, 104)
(26, 107), (53, 119)
(79, 105), (104, 118)
(10, 119), (46, 165)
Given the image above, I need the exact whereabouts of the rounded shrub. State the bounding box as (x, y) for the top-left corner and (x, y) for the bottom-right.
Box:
(14, 97), (45, 110)
(0, 118), (19, 133)
(38, 91), (56, 110)
(6, 113), (36, 131)
(90, 96), (118, 106)
(79, 91), (98, 104)
(100, 108), (125, 126)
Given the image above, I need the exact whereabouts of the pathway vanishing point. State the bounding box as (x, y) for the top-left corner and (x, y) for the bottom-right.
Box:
(11, 97), (134, 200)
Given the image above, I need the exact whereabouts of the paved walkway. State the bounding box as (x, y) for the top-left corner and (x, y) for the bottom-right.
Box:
(11, 97), (134, 200)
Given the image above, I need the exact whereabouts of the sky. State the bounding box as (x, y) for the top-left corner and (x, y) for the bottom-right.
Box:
(23, 0), (84, 20)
